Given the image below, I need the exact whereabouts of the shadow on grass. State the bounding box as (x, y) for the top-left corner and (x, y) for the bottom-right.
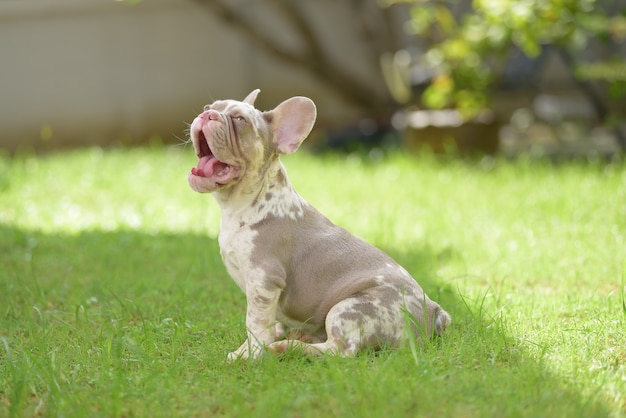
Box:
(0, 224), (234, 317)
(387, 245), (612, 417)
(0, 224), (614, 417)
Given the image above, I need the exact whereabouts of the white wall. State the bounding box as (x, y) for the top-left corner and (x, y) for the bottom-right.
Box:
(0, 0), (371, 151)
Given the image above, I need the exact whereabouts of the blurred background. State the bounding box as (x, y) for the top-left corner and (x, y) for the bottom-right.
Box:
(1, 0), (625, 157)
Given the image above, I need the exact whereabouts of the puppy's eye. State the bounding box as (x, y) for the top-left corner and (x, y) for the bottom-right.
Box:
(232, 115), (246, 122)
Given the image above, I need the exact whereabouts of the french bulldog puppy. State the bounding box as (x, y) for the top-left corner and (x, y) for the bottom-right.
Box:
(188, 90), (450, 361)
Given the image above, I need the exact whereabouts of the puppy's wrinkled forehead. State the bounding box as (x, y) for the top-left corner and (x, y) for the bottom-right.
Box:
(204, 99), (251, 114)
(205, 99), (270, 139)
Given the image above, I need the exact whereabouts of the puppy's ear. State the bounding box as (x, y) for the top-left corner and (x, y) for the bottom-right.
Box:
(243, 89), (261, 106)
(267, 96), (317, 154)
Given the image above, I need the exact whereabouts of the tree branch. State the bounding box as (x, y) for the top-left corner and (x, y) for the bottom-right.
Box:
(191, 0), (392, 111)
(271, 0), (325, 63)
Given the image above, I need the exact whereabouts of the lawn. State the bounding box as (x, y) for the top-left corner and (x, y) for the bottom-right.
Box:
(1, 145), (625, 417)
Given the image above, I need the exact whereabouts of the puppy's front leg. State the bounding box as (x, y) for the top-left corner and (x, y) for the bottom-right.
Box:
(227, 282), (281, 362)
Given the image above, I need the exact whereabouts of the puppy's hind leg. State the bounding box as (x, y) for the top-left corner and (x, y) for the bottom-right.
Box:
(267, 339), (341, 356)
(268, 292), (402, 357)
(267, 324), (338, 356)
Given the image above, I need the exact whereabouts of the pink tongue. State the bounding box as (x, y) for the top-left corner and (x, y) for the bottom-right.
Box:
(199, 155), (216, 176)
(191, 156), (229, 178)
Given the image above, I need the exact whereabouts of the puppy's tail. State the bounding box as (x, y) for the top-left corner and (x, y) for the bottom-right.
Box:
(433, 307), (451, 335)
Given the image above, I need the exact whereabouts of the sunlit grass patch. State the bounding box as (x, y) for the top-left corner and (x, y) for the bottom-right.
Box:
(1, 146), (625, 417)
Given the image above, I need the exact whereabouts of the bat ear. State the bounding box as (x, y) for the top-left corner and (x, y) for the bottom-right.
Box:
(266, 96), (317, 154)
(243, 89), (260, 106)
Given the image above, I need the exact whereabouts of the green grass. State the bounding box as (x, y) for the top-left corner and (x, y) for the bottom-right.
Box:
(1, 146), (625, 417)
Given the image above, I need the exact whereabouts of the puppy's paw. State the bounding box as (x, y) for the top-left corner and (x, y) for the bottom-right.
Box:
(227, 341), (250, 363)
(227, 340), (268, 363)
(227, 350), (248, 363)
(274, 322), (287, 340)
(267, 340), (289, 354)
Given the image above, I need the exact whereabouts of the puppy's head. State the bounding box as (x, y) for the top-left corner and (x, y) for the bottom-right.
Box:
(188, 89), (317, 193)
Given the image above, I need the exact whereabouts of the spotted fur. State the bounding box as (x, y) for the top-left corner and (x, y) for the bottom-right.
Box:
(187, 90), (451, 361)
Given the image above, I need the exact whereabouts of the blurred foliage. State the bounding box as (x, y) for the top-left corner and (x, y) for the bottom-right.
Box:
(389, 0), (626, 117)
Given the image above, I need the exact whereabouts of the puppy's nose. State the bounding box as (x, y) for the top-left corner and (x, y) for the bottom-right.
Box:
(201, 110), (220, 122)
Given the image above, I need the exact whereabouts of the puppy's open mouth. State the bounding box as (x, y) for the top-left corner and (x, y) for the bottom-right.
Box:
(190, 130), (239, 186)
